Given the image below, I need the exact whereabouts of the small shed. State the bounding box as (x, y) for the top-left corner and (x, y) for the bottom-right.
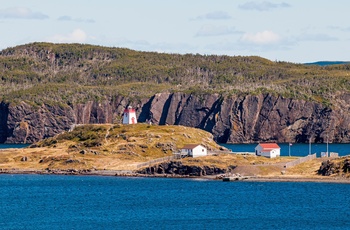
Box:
(255, 143), (280, 158)
(122, 106), (137, 124)
(180, 144), (207, 158)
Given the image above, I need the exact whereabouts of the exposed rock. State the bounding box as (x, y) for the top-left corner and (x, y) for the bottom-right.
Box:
(1, 102), (76, 143)
(318, 158), (350, 176)
(342, 159), (350, 173)
(137, 161), (228, 176)
(92, 150), (99, 155)
(139, 144), (148, 149)
(146, 93), (350, 143)
(1, 92), (350, 144)
(79, 150), (87, 155)
(318, 160), (340, 176)
(155, 142), (176, 152)
(65, 159), (80, 164)
(21, 156), (28, 162)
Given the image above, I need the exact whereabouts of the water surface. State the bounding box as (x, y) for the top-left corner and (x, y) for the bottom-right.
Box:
(0, 175), (349, 229)
(0, 144), (30, 149)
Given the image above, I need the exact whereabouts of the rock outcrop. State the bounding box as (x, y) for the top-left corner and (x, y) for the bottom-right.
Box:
(318, 158), (350, 176)
(137, 161), (229, 176)
(1, 92), (350, 144)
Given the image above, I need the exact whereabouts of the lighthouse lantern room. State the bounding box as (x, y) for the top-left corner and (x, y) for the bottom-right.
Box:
(122, 106), (137, 124)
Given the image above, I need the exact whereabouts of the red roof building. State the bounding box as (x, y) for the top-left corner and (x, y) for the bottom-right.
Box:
(255, 143), (281, 158)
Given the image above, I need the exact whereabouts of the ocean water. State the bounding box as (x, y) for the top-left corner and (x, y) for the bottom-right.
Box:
(222, 143), (350, 157)
(0, 144), (30, 149)
(0, 175), (349, 230)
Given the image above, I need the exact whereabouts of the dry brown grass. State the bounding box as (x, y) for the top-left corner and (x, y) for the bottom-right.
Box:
(2, 123), (345, 179)
(182, 154), (295, 168)
(284, 158), (325, 176)
(0, 124), (224, 171)
(282, 156), (350, 179)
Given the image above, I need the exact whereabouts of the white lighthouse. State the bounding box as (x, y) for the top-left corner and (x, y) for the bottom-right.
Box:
(122, 106), (137, 124)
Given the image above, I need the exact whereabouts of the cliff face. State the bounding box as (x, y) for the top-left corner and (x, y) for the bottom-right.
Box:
(143, 92), (350, 143)
(1, 92), (350, 143)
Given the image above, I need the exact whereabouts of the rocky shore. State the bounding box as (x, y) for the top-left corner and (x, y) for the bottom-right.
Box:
(1, 167), (350, 184)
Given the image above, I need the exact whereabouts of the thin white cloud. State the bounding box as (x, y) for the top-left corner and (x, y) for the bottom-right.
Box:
(239, 1), (290, 11)
(58, 15), (95, 23)
(47, 29), (88, 43)
(192, 11), (231, 20)
(103, 37), (198, 54)
(296, 33), (338, 42)
(195, 25), (243, 37)
(57, 16), (71, 21)
(114, 39), (196, 54)
(241, 30), (281, 44)
(0, 7), (48, 19)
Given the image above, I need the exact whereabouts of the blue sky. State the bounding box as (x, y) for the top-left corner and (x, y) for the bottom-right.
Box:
(1, 0), (349, 63)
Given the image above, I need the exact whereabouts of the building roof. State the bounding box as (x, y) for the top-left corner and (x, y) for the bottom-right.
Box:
(124, 107), (135, 112)
(258, 143), (280, 150)
(181, 144), (203, 149)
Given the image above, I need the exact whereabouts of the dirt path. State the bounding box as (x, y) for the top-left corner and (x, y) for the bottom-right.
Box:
(231, 164), (285, 176)
(104, 125), (113, 143)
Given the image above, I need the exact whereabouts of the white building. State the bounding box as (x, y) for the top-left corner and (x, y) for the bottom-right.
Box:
(180, 144), (207, 158)
(255, 143), (281, 158)
(122, 106), (137, 124)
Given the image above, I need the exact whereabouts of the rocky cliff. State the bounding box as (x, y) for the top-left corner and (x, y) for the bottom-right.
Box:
(1, 92), (350, 144)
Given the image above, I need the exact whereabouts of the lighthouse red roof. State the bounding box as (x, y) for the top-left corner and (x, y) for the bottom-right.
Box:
(124, 108), (135, 112)
(124, 106), (135, 113)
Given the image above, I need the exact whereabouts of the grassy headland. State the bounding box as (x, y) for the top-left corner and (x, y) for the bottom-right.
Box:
(0, 124), (223, 171)
(1, 123), (349, 182)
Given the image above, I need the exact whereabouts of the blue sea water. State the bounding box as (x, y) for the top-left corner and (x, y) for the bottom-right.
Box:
(0, 175), (349, 230)
(222, 143), (350, 157)
(0, 144), (30, 149)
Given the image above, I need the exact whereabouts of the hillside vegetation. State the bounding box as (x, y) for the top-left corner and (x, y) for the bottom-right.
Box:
(1, 42), (350, 106)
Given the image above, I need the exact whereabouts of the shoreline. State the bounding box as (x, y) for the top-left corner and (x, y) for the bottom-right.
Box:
(244, 176), (350, 184)
(1, 168), (350, 184)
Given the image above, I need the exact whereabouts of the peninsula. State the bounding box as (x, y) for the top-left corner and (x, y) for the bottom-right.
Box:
(1, 124), (349, 183)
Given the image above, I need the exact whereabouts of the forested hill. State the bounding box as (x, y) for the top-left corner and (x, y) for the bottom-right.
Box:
(1, 43), (350, 144)
(1, 42), (349, 106)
